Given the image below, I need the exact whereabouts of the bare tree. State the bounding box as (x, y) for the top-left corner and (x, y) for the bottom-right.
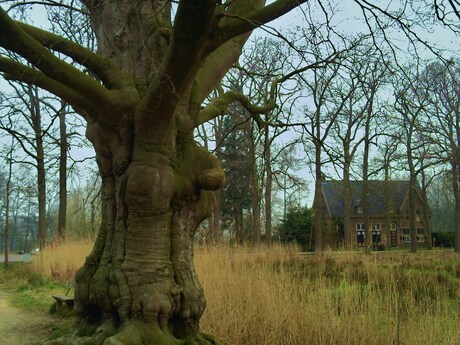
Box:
(421, 60), (460, 252)
(393, 65), (439, 253)
(0, 82), (64, 250)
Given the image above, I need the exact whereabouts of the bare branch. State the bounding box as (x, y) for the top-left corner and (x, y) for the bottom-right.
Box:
(216, 0), (308, 45)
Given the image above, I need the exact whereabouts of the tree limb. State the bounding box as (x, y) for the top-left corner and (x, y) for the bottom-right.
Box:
(0, 8), (116, 111)
(195, 90), (276, 127)
(215, 0), (308, 45)
(16, 21), (130, 89)
(0, 56), (95, 114)
(139, 0), (220, 125)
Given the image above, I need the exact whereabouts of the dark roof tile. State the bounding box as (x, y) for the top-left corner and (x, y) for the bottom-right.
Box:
(322, 180), (411, 217)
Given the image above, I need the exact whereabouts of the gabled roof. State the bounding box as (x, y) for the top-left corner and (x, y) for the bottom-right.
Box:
(322, 180), (412, 217)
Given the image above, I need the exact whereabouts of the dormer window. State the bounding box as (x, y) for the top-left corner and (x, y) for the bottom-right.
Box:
(354, 199), (362, 214)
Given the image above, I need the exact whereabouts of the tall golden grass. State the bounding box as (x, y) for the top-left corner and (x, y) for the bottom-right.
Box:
(34, 241), (460, 345)
(33, 240), (93, 281)
(197, 246), (460, 345)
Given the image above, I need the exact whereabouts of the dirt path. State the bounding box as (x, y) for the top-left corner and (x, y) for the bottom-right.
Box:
(0, 292), (58, 345)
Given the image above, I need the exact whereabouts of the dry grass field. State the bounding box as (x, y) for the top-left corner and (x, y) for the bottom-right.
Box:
(32, 242), (460, 345)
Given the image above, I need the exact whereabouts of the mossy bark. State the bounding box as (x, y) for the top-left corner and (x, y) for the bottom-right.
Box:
(45, 106), (225, 344)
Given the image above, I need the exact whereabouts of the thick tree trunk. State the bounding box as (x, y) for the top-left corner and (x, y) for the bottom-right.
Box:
(67, 115), (224, 345)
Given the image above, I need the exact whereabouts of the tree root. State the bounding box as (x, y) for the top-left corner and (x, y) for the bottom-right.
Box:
(42, 320), (225, 345)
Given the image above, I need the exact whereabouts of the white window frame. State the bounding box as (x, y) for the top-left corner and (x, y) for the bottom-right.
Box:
(402, 228), (411, 242)
(416, 228), (425, 242)
(371, 223), (381, 231)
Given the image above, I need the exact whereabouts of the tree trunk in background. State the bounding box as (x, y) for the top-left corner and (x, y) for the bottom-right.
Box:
(343, 154), (352, 249)
(455, 193), (460, 251)
(57, 102), (67, 241)
(234, 204), (244, 244)
(211, 189), (222, 243)
(4, 138), (13, 268)
(409, 175), (417, 253)
(250, 122), (260, 245)
(314, 138), (323, 252)
(363, 110), (371, 254)
(264, 124), (272, 245)
(454, 102), (460, 252)
(420, 170), (432, 249)
(406, 129), (418, 253)
(10, 190), (20, 252)
(210, 118), (223, 243)
(452, 160), (460, 252)
(29, 87), (47, 250)
(362, 176), (370, 254)
(384, 163), (392, 250)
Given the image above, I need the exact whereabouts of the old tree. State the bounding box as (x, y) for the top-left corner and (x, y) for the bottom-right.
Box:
(0, 0), (306, 344)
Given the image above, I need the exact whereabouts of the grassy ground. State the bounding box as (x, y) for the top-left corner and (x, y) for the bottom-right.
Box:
(2, 243), (460, 345)
(0, 263), (75, 345)
(197, 246), (460, 345)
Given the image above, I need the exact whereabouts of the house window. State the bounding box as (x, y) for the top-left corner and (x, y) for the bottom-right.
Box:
(416, 228), (425, 242)
(402, 228), (411, 242)
(372, 223), (381, 243)
(390, 222), (397, 231)
(356, 223), (365, 246)
(416, 210), (421, 221)
(405, 210), (410, 221)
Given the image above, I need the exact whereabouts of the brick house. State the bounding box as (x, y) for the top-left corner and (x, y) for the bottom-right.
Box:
(320, 180), (430, 248)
